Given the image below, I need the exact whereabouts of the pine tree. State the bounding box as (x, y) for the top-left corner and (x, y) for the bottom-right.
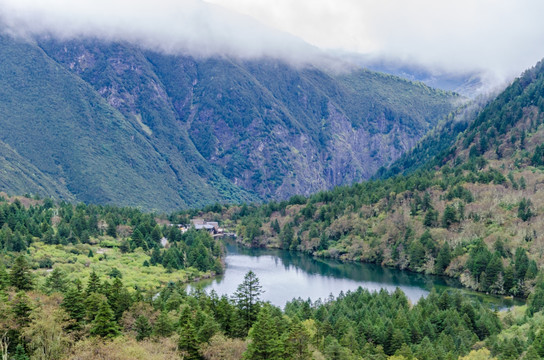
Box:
(131, 229), (147, 250)
(13, 291), (32, 327)
(0, 263), (9, 290)
(233, 270), (263, 334)
(272, 219), (281, 234)
(154, 311), (173, 337)
(62, 287), (86, 329)
(422, 192), (432, 211)
(107, 278), (131, 321)
(283, 318), (311, 360)
(135, 315), (152, 341)
(13, 344), (29, 360)
(244, 305), (282, 360)
(44, 268), (68, 294)
(435, 244), (451, 274)
(423, 209), (438, 227)
(441, 205), (457, 228)
(90, 300), (120, 338)
(9, 255), (33, 291)
(150, 248), (162, 266)
(86, 271), (100, 296)
(280, 223), (294, 249)
(151, 225), (162, 244)
(178, 307), (200, 360)
(106, 221), (117, 238)
(484, 254), (503, 292)
(85, 292), (106, 322)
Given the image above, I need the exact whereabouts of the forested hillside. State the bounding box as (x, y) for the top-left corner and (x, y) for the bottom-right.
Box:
(1, 195), (543, 360)
(192, 59), (544, 300)
(0, 190), (543, 359)
(0, 33), (458, 210)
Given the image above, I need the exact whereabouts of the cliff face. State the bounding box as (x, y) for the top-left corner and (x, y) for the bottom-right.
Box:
(0, 35), (458, 210)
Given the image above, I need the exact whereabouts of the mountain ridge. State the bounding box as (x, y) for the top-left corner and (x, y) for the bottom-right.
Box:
(0, 34), (459, 210)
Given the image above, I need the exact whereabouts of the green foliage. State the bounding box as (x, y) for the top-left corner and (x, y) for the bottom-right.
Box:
(233, 270), (264, 335)
(14, 344), (29, 360)
(134, 315), (152, 341)
(44, 268), (69, 294)
(178, 307), (200, 360)
(153, 311), (173, 338)
(61, 286), (86, 328)
(244, 305), (283, 360)
(518, 198), (533, 221)
(10, 255), (33, 291)
(90, 299), (120, 338)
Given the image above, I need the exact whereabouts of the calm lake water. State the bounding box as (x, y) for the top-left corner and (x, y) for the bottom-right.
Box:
(193, 241), (524, 309)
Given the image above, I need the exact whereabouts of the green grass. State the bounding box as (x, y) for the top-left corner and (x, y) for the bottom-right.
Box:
(29, 241), (207, 291)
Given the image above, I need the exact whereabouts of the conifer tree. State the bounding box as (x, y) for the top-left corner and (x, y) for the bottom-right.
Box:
(10, 255), (33, 291)
(283, 317), (311, 360)
(44, 268), (68, 294)
(13, 344), (29, 360)
(13, 291), (32, 327)
(154, 311), (173, 337)
(62, 287), (86, 329)
(151, 225), (162, 244)
(435, 244), (452, 274)
(85, 271), (100, 296)
(131, 229), (147, 250)
(244, 305), (282, 360)
(233, 270), (263, 334)
(0, 263), (9, 291)
(106, 221), (117, 238)
(90, 300), (120, 338)
(135, 315), (152, 341)
(85, 292), (106, 322)
(178, 307), (200, 360)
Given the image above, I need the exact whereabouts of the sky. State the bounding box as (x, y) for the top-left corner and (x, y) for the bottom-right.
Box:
(1, 0), (544, 88)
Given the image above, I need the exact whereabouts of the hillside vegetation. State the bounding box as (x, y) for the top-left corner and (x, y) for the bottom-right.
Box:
(0, 191), (543, 359)
(0, 34), (458, 210)
(190, 60), (544, 300)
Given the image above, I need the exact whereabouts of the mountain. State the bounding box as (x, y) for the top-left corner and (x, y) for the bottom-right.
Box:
(0, 139), (74, 200)
(344, 54), (486, 98)
(0, 34), (459, 211)
(208, 59), (544, 297)
(374, 95), (491, 179)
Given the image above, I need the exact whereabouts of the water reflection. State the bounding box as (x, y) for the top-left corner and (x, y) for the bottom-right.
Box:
(194, 241), (524, 309)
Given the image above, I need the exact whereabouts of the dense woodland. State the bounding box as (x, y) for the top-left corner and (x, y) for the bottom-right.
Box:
(1, 245), (544, 359)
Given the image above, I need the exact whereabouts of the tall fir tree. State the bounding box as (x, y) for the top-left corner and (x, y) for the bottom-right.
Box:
(13, 344), (29, 360)
(154, 311), (173, 337)
(244, 305), (282, 360)
(44, 268), (68, 294)
(9, 255), (33, 291)
(90, 300), (120, 338)
(0, 263), (9, 291)
(135, 315), (152, 341)
(178, 307), (200, 360)
(86, 271), (101, 296)
(233, 270), (263, 334)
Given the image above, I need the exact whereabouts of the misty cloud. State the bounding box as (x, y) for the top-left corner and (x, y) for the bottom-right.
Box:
(1, 0), (543, 90)
(208, 0), (544, 88)
(0, 0), (328, 66)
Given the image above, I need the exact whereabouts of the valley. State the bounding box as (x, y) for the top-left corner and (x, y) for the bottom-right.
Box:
(0, 12), (544, 359)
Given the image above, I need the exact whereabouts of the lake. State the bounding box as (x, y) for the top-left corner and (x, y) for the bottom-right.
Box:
(193, 241), (524, 309)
